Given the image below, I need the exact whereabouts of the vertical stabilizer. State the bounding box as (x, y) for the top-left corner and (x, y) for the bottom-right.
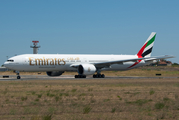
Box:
(137, 32), (156, 58)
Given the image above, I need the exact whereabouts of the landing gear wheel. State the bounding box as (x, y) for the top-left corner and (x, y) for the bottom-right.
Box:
(17, 76), (21, 79)
(101, 74), (105, 78)
(15, 71), (21, 79)
(93, 74), (96, 78)
(74, 75), (86, 78)
(75, 75), (78, 78)
(93, 74), (105, 78)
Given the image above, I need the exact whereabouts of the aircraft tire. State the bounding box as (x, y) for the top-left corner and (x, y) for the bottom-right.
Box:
(93, 74), (105, 78)
(93, 75), (96, 78)
(75, 75), (86, 78)
(17, 76), (21, 79)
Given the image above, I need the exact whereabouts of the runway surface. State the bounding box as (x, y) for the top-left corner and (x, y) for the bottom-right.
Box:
(0, 75), (178, 81)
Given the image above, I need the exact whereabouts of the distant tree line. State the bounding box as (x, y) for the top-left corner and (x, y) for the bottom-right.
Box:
(173, 63), (179, 65)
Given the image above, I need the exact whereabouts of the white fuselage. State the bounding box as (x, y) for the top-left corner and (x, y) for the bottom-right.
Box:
(4, 54), (151, 72)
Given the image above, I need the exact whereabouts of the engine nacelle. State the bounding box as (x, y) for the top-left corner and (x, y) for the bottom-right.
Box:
(78, 64), (96, 75)
(46, 71), (64, 76)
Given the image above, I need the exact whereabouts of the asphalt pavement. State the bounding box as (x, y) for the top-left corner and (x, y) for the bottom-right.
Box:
(0, 75), (177, 81)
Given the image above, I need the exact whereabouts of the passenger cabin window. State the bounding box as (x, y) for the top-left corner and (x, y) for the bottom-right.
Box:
(7, 60), (14, 62)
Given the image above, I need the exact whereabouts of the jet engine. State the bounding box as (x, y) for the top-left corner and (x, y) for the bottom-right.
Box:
(46, 71), (64, 76)
(78, 64), (96, 75)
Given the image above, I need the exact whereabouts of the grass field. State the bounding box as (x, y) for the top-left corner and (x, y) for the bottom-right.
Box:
(0, 66), (179, 120)
(0, 79), (179, 120)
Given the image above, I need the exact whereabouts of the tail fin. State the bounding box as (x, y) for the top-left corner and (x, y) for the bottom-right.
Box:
(137, 32), (156, 58)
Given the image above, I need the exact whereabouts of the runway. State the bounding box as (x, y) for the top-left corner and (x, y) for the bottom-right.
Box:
(0, 75), (178, 81)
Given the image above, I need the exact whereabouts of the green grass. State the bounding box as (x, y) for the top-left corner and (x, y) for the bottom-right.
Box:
(163, 97), (170, 102)
(126, 99), (152, 106)
(47, 93), (55, 97)
(35, 98), (39, 102)
(111, 108), (116, 113)
(124, 91), (140, 96)
(149, 90), (155, 95)
(42, 114), (53, 120)
(88, 88), (93, 91)
(79, 93), (86, 96)
(21, 96), (28, 101)
(31, 91), (36, 95)
(117, 96), (122, 100)
(48, 107), (56, 114)
(83, 105), (92, 114)
(37, 94), (42, 98)
(71, 88), (77, 92)
(55, 96), (60, 102)
(10, 109), (16, 115)
(90, 99), (96, 103)
(103, 99), (110, 102)
(155, 102), (165, 109)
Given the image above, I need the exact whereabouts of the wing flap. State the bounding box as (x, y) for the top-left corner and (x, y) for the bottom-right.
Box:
(144, 55), (175, 61)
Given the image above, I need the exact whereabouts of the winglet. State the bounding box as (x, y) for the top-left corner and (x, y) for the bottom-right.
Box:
(137, 32), (156, 58)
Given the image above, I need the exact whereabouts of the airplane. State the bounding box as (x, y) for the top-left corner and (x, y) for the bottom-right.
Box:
(4, 32), (174, 79)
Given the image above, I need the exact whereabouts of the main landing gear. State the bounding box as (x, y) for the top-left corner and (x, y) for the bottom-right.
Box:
(74, 70), (105, 78)
(93, 74), (105, 78)
(93, 69), (105, 78)
(15, 71), (21, 79)
(75, 75), (86, 78)
(74, 74), (105, 78)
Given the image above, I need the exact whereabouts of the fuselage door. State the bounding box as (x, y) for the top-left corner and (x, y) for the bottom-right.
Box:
(24, 57), (29, 65)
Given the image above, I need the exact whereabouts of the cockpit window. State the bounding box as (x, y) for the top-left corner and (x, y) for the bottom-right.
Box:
(7, 60), (14, 62)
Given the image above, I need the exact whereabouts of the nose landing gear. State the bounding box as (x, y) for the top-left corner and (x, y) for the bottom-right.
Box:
(17, 75), (21, 79)
(15, 71), (21, 79)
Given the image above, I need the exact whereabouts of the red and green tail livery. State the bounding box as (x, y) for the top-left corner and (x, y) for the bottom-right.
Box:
(137, 32), (156, 58)
(128, 32), (156, 68)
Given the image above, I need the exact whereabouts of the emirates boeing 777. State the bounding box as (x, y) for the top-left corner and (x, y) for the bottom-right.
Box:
(4, 32), (174, 79)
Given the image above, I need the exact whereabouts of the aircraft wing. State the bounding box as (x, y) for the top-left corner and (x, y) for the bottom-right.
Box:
(70, 57), (147, 68)
(94, 57), (147, 68)
(141, 55), (175, 61)
(70, 55), (175, 68)
(94, 55), (175, 68)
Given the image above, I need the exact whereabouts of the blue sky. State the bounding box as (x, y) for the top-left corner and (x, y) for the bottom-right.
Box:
(0, 0), (178, 65)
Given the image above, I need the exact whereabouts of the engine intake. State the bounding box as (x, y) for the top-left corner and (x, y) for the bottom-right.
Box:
(78, 64), (96, 75)
(46, 71), (64, 76)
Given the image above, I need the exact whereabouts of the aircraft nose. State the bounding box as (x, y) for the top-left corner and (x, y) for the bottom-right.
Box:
(4, 62), (7, 66)
(4, 61), (9, 68)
